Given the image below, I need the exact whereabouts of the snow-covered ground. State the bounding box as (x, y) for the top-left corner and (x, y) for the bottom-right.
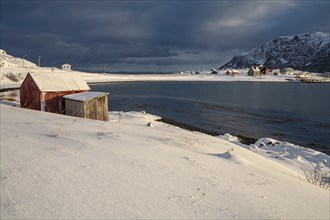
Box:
(1, 103), (329, 219)
(219, 133), (329, 177)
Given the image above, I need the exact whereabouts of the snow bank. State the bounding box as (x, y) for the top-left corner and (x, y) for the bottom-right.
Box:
(1, 104), (329, 219)
(219, 134), (329, 177)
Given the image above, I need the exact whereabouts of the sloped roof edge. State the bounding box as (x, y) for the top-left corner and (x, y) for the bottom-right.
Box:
(27, 72), (90, 92)
(64, 91), (109, 102)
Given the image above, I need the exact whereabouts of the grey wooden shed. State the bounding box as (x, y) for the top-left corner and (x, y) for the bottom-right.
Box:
(63, 92), (109, 121)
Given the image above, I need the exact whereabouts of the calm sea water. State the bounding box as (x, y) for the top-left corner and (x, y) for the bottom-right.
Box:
(90, 81), (330, 152)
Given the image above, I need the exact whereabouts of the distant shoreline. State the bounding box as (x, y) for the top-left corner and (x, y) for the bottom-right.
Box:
(0, 79), (292, 92)
(157, 116), (330, 156)
(157, 117), (258, 145)
(3, 78), (329, 92)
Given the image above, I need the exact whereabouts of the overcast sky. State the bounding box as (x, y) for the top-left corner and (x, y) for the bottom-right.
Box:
(1, 0), (329, 72)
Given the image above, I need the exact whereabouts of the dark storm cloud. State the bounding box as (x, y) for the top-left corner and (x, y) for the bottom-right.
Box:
(1, 0), (329, 72)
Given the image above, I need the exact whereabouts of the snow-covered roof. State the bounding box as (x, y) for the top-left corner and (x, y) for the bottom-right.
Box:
(63, 91), (108, 101)
(28, 72), (90, 92)
(250, 66), (260, 71)
(227, 69), (239, 73)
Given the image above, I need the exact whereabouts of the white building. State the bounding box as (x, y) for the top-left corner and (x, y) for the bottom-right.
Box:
(62, 63), (71, 71)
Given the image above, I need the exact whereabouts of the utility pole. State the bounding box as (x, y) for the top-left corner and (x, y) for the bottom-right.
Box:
(154, 65), (158, 74)
(104, 64), (108, 73)
(23, 54), (27, 67)
(38, 56), (42, 67)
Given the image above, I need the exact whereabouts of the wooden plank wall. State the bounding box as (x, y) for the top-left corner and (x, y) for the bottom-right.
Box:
(65, 99), (84, 118)
(20, 74), (41, 110)
(64, 95), (109, 121)
(43, 90), (88, 114)
(85, 95), (109, 121)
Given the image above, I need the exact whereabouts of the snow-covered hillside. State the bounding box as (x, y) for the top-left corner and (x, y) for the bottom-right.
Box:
(0, 50), (105, 89)
(0, 49), (40, 88)
(0, 49), (37, 68)
(220, 32), (330, 73)
(1, 104), (329, 219)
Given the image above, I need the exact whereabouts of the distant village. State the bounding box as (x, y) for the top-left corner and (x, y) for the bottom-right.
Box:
(181, 63), (330, 82)
(177, 65), (330, 83)
(211, 65), (310, 79)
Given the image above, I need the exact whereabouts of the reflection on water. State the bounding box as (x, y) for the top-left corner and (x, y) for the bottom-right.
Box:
(91, 81), (330, 153)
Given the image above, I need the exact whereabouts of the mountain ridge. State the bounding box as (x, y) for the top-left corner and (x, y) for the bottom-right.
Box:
(220, 32), (330, 72)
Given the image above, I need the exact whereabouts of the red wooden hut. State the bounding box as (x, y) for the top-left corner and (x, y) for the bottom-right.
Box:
(20, 72), (90, 114)
(260, 67), (269, 75)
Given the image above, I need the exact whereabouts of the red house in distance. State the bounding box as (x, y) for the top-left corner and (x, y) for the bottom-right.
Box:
(20, 72), (90, 114)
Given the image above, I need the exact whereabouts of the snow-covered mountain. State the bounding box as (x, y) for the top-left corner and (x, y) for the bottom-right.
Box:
(220, 32), (330, 72)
